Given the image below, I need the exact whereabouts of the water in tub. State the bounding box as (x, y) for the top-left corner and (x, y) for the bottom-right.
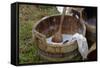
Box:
(46, 34), (72, 45)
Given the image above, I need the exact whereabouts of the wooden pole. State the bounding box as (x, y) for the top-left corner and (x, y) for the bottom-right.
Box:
(52, 7), (66, 43)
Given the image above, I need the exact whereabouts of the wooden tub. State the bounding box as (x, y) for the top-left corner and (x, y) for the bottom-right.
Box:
(32, 15), (86, 61)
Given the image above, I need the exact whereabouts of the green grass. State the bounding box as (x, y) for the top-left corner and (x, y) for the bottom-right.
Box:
(19, 5), (59, 64)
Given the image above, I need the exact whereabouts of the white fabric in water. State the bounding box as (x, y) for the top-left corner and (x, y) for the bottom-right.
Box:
(46, 34), (72, 45)
(70, 33), (88, 60)
(46, 33), (88, 60)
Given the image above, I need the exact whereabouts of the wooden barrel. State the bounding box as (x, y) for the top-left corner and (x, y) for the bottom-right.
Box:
(33, 15), (86, 61)
(82, 8), (97, 42)
(85, 22), (96, 42)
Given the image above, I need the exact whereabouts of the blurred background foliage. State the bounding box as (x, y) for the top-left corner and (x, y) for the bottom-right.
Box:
(19, 4), (59, 64)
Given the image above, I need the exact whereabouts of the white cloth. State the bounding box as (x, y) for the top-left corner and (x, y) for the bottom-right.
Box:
(46, 33), (88, 60)
(70, 33), (88, 60)
(46, 34), (72, 45)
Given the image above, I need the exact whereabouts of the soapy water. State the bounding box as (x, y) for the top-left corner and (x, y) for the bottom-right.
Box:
(46, 34), (72, 45)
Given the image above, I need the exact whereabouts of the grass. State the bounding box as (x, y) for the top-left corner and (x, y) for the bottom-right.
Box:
(19, 4), (59, 64)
